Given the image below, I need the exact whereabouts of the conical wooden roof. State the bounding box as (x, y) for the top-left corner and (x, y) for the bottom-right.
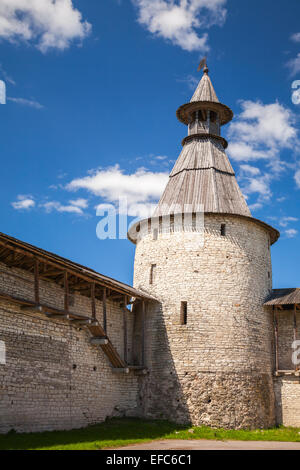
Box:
(190, 70), (220, 103)
(154, 138), (251, 217)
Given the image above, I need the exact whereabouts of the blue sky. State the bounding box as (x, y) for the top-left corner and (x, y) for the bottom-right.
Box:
(0, 0), (300, 288)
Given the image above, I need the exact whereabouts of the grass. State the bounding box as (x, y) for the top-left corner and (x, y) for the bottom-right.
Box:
(0, 418), (300, 450)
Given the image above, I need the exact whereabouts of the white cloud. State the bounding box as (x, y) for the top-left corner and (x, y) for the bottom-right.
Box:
(68, 198), (89, 209)
(242, 175), (272, 199)
(0, 0), (91, 52)
(8, 97), (43, 109)
(12, 195), (35, 210)
(0, 63), (15, 85)
(248, 202), (263, 212)
(239, 165), (261, 176)
(279, 216), (299, 228)
(227, 100), (297, 163)
(291, 32), (300, 43)
(227, 142), (274, 162)
(67, 164), (169, 206)
(295, 169), (300, 188)
(287, 53), (300, 76)
(176, 74), (198, 90)
(154, 155), (168, 161)
(41, 199), (88, 215)
(132, 0), (227, 51)
(227, 100), (299, 210)
(285, 229), (298, 238)
(287, 33), (300, 76)
(96, 201), (157, 219)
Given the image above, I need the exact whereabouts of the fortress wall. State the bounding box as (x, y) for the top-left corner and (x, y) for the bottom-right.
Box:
(276, 309), (300, 371)
(274, 377), (300, 427)
(133, 214), (275, 429)
(0, 262), (139, 434)
(273, 309), (300, 427)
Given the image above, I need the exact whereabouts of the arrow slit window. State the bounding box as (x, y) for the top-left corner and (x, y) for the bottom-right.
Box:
(180, 302), (188, 325)
(150, 264), (157, 285)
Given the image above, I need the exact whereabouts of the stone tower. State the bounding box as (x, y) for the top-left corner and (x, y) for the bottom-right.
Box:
(128, 66), (280, 429)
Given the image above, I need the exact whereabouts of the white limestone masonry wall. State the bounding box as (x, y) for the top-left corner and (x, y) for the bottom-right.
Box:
(0, 262), (139, 434)
(133, 214), (275, 429)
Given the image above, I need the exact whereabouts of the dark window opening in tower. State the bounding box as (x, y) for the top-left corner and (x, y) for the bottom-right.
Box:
(210, 111), (217, 123)
(191, 111), (197, 123)
(221, 224), (226, 236)
(180, 302), (188, 325)
(150, 264), (157, 285)
(198, 109), (207, 121)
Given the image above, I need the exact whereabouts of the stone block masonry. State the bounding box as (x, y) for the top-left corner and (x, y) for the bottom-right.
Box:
(0, 262), (139, 434)
(134, 214), (276, 429)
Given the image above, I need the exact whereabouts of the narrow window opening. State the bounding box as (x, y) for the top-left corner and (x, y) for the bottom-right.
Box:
(198, 109), (207, 121)
(268, 272), (271, 279)
(180, 302), (188, 325)
(150, 264), (157, 285)
(191, 111), (197, 123)
(210, 111), (217, 123)
(221, 224), (226, 237)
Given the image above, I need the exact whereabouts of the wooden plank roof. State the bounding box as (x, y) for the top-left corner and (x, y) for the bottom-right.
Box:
(191, 71), (220, 103)
(154, 137), (251, 218)
(0, 232), (156, 302)
(264, 289), (300, 306)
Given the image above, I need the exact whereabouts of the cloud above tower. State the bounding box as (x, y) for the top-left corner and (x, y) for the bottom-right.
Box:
(0, 0), (91, 52)
(131, 0), (227, 51)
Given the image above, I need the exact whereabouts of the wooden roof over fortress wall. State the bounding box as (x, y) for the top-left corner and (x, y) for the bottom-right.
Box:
(0, 232), (155, 302)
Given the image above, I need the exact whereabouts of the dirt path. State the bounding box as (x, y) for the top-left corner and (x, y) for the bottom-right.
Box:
(111, 439), (300, 450)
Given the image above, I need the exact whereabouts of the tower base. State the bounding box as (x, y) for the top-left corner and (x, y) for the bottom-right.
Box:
(139, 371), (275, 430)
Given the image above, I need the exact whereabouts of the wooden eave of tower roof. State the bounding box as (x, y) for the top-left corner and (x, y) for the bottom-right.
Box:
(177, 100), (233, 126)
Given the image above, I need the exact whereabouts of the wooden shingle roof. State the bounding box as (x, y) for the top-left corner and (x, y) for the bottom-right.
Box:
(190, 71), (220, 103)
(154, 138), (251, 217)
(264, 289), (300, 306)
(0, 232), (156, 301)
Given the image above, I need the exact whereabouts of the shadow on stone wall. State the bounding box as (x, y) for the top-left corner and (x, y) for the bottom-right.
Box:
(132, 300), (192, 425)
(132, 301), (276, 429)
(274, 379), (283, 426)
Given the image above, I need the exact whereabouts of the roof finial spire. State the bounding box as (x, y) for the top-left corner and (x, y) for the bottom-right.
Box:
(197, 56), (208, 74)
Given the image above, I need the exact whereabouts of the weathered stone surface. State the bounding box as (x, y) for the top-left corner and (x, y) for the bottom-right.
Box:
(274, 376), (300, 427)
(133, 214), (276, 429)
(0, 261), (139, 434)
